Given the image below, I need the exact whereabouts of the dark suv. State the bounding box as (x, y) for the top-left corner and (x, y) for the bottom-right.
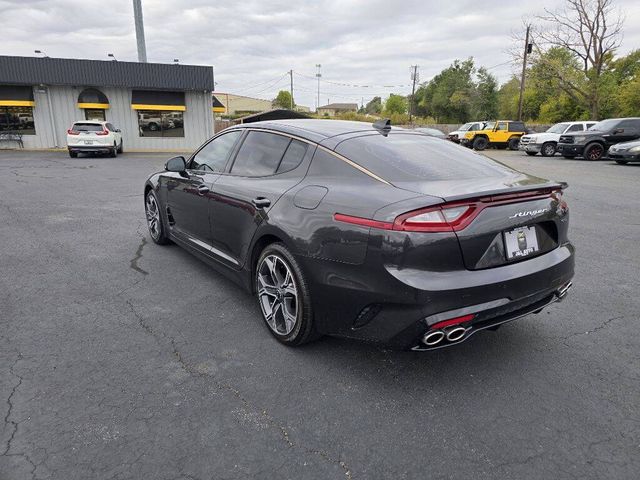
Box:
(556, 118), (640, 160)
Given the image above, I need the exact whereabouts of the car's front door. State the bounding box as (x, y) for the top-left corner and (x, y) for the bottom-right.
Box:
(494, 121), (509, 143)
(164, 130), (243, 248)
(208, 131), (311, 269)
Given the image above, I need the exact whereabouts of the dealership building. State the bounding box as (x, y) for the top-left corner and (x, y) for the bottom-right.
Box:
(0, 55), (215, 150)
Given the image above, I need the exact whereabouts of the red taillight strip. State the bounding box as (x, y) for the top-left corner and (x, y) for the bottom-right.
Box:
(333, 213), (393, 230)
(430, 314), (475, 330)
(334, 187), (561, 233)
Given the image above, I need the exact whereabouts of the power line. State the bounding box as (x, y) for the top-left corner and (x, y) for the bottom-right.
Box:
(294, 71), (410, 89)
(231, 72), (290, 93)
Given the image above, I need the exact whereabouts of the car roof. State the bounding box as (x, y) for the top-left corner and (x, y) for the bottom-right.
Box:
(230, 119), (411, 145)
(73, 120), (105, 124)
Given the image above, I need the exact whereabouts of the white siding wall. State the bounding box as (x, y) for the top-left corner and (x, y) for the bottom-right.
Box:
(20, 85), (213, 151)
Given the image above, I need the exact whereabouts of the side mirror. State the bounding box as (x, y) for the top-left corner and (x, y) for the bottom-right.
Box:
(613, 128), (624, 134)
(165, 156), (186, 173)
(116, 128), (121, 133)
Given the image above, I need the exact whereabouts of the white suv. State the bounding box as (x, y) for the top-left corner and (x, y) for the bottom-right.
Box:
(66, 121), (123, 158)
(519, 121), (596, 157)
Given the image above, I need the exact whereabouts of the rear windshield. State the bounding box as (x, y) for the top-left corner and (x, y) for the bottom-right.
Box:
(73, 123), (103, 132)
(335, 133), (513, 182)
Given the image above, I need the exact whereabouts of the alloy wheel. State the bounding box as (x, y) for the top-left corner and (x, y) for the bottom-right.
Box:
(543, 143), (556, 156)
(587, 145), (603, 160)
(145, 193), (161, 240)
(257, 254), (298, 336)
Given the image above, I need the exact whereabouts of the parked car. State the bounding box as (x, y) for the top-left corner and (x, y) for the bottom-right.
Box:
(519, 121), (596, 157)
(66, 121), (122, 158)
(607, 139), (640, 165)
(414, 127), (446, 139)
(448, 121), (485, 143)
(461, 120), (527, 150)
(143, 119), (574, 351)
(556, 117), (640, 160)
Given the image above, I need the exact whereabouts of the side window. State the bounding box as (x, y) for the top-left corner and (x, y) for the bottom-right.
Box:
(566, 124), (583, 132)
(497, 122), (508, 131)
(508, 122), (524, 132)
(231, 131), (291, 177)
(190, 130), (242, 172)
(618, 119), (640, 129)
(277, 140), (308, 173)
(586, 123), (596, 130)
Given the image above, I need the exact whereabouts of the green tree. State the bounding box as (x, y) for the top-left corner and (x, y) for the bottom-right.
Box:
(272, 90), (294, 109)
(415, 58), (475, 123)
(365, 96), (382, 114)
(383, 94), (407, 115)
(471, 67), (498, 120)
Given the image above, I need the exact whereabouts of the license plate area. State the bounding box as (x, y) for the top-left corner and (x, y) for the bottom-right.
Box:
(83, 140), (94, 145)
(504, 226), (539, 260)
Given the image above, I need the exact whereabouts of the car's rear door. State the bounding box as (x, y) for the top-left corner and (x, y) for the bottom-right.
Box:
(208, 130), (311, 269)
(164, 130), (242, 248)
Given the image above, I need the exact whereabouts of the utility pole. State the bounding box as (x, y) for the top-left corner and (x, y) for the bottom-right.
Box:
(409, 65), (419, 123)
(289, 70), (294, 110)
(517, 24), (531, 121)
(132, 0), (147, 62)
(315, 64), (322, 111)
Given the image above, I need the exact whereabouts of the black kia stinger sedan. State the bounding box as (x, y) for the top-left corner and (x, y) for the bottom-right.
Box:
(143, 119), (574, 350)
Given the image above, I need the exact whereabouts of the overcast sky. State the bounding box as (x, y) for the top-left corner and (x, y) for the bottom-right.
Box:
(1, 0), (639, 109)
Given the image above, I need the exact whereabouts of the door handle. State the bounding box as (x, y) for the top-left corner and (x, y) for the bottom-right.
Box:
(197, 184), (210, 195)
(252, 197), (271, 209)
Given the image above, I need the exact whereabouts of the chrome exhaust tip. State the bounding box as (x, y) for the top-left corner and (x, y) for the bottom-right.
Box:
(556, 282), (573, 301)
(445, 326), (467, 342)
(423, 330), (445, 346)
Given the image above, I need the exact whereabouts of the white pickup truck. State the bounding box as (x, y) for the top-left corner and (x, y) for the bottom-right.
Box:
(519, 121), (596, 157)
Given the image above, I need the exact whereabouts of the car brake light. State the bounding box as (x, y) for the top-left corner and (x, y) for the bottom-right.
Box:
(67, 129), (79, 135)
(96, 129), (109, 135)
(334, 187), (564, 233)
(393, 204), (478, 232)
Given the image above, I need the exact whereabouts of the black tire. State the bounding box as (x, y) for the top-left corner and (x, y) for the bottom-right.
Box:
(584, 142), (604, 161)
(563, 155), (576, 159)
(541, 142), (557, 157)
(508, 137), (520, 150)
(472, 137), (488, 151)
(117, 140), (123, 154)
(68, 151), (78, 158)
(255, 243), (318, 346)
(145, 190), (170, 245)
(526, 151), (537, 156)
(615, 160), (628, 165)
(109, 142), (117, 157)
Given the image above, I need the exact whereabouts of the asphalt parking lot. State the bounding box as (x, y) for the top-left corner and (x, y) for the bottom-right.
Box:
(1, 148), (639, 480)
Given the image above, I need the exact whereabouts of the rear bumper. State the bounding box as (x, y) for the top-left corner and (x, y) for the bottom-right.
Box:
(68, 145), (113, 153)
(302, 243), (575, 350)
(556, 144), (584, 156)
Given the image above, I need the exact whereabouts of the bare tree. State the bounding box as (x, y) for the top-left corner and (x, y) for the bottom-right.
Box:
(535, 0), (624, 118)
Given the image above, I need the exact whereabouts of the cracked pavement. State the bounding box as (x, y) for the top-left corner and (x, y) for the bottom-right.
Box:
(0, 150), (639, 479)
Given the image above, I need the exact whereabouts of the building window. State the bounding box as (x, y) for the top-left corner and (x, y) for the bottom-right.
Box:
(137, 110), (184, 137)
(84, 109), (106, 121)
(0, 106), (36, 135)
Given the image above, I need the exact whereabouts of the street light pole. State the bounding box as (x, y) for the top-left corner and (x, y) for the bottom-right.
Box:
(409, 65), (419, 123)
(289, 70), (294, 110)
(316, 64), (321, 111)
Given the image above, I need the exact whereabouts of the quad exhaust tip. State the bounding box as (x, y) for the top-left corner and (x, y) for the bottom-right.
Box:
(422, 326), (468, 346)
(422, 330), (445, 346)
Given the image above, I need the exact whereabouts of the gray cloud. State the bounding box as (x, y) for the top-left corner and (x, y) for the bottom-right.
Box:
(1, 0), (638, 109)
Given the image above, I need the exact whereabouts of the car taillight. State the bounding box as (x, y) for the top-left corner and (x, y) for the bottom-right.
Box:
(96, 129), (109, 135)
(334, 186), (565, 233)
(67, 129), (79, 135)
(393, 204), (478, 232)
